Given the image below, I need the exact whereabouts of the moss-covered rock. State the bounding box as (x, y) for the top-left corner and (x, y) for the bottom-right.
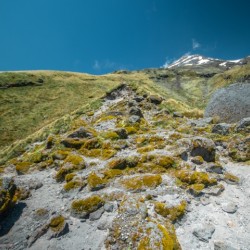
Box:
(61, 138), (86, 149)
(71, 195), (104, 218)
(49, 215), (65, 232)
(108, 158), (127, 170)
(223, 172), (240, 184)
(63, 179), (85, 191)
(15, 162), (32, 175)
(175, 170), (217, 187)
(154, 201), (187, 222)
(121, 175), (162, 191)
(87, 172), (107, 191)
(64, 154), (84, 166)
(80, 148), (117, 160)
(0, 177), (17, 219)
(188, 183), (205, 196)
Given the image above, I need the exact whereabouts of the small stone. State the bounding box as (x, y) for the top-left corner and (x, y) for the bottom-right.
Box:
(148, 95), (163, 105)
(173, 112), (183, 118)
(200, 197), (210, 206)
(133, 96), (144, 102)
(129, 107), (143, 117)
(104, 203), (114, 213)
(206, 163), (224, 174)
(192, 223), (215, 242)
(214, 240), (238, 250)
(128, 115), (141, 124)
(212, 123), (230, 135)
(204, 185), (225, 196)
(89, 207), (104, 221)
(221, 202), (238, 214)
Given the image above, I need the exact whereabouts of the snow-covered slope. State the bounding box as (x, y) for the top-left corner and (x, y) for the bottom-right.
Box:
(167, 54), (245, 69)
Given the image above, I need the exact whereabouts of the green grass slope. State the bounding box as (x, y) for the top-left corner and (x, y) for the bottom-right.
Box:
(0, 62), (249, 164)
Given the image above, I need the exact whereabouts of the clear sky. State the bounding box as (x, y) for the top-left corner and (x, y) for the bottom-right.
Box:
(1, 0), (250, 74)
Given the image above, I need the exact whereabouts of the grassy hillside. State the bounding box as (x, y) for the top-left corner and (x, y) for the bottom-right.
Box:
(0, 63), (249, 164)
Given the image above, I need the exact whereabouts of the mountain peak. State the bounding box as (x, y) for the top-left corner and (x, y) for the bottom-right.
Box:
(166, 54), (243, 69)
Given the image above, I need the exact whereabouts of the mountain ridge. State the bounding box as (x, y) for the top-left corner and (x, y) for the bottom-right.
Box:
(166, 54), (250, 69)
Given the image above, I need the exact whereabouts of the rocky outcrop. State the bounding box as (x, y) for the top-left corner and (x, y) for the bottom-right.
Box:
(205, 82), (250, 123)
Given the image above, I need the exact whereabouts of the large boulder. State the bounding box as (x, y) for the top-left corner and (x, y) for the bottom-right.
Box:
(204, 83), (250, 123)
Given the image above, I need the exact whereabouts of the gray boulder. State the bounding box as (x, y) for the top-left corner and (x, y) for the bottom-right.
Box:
(212, 123), (230, 135)
(235, 117), (250, 132)
(205, 83), (250, 123)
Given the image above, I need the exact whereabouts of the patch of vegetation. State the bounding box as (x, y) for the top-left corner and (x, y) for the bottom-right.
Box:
(121, 175), (162, 191)
(154, 201), (187, 222)
(71, 195), (104, 215)
(49, 215), (65, 232)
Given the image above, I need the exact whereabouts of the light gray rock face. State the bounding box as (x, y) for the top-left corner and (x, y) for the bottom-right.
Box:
(205, 83), (250, 123)
(192, 223), (215, 242)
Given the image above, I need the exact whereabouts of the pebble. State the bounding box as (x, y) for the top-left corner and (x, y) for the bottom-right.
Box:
(192, 223), (215, 242)
(221, 202), (238, 214)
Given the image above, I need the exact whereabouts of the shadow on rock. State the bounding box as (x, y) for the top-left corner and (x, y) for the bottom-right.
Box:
(0, 202), (26, 237)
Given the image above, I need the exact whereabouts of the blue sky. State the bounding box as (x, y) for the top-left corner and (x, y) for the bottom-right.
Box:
(1, 0), (250, 74)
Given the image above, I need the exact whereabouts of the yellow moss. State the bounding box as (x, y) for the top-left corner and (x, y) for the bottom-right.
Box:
(0, 181), (17, 216)
(182, 109), (203, 119)
(188, 183), (205, 196)
(61, 138), (86, 149)
(52, 150), (70, 160)
(49, 215), (65, 232)
(71, 195), (104, 213)
(82, 138), (102, 150)
(25, 151), (44, 163)
(64, 180), (84, 191)
(169, 133), (183, 140)
(15, 162), (32, 174)
(100, 131), (119, 140)
(138, 237), (151, 250)
(136, 136), (147, 145)
(224, 172), (240, 183)
(191, 156), (204, 164)
(87, 172), (107, 190)
(154, 201), (186, 222)
(80, 148), (117, 160)
(108, 158), (127, 170)
(158, 224), (175, 250)
(125, 126), (138, 135)
(65, 154), (84, 166)
(35, 208), (48, 217)
(137, 145), (154, 153)
(96, 115), (116, 123)
(121, 175), (162, 191)
(153, 155), (176, 169)
(176, 170), (217, 187)
(103, 169), (123, 180)
(65, 173), (76, 182)
(55, 163), (85, 182)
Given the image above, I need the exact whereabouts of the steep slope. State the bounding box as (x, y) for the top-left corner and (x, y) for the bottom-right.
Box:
(0, 85), (249, 250)
(0, 55), (249, 164)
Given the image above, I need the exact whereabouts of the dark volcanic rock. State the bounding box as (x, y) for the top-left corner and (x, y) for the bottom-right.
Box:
(205, 83), (250, 123)
(190, 137), (216, 162)
(212, 123), (230, 135)
(129, 107), (143, 117)
(148, 95), (163, 105)
(67, 127), (93, 139)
